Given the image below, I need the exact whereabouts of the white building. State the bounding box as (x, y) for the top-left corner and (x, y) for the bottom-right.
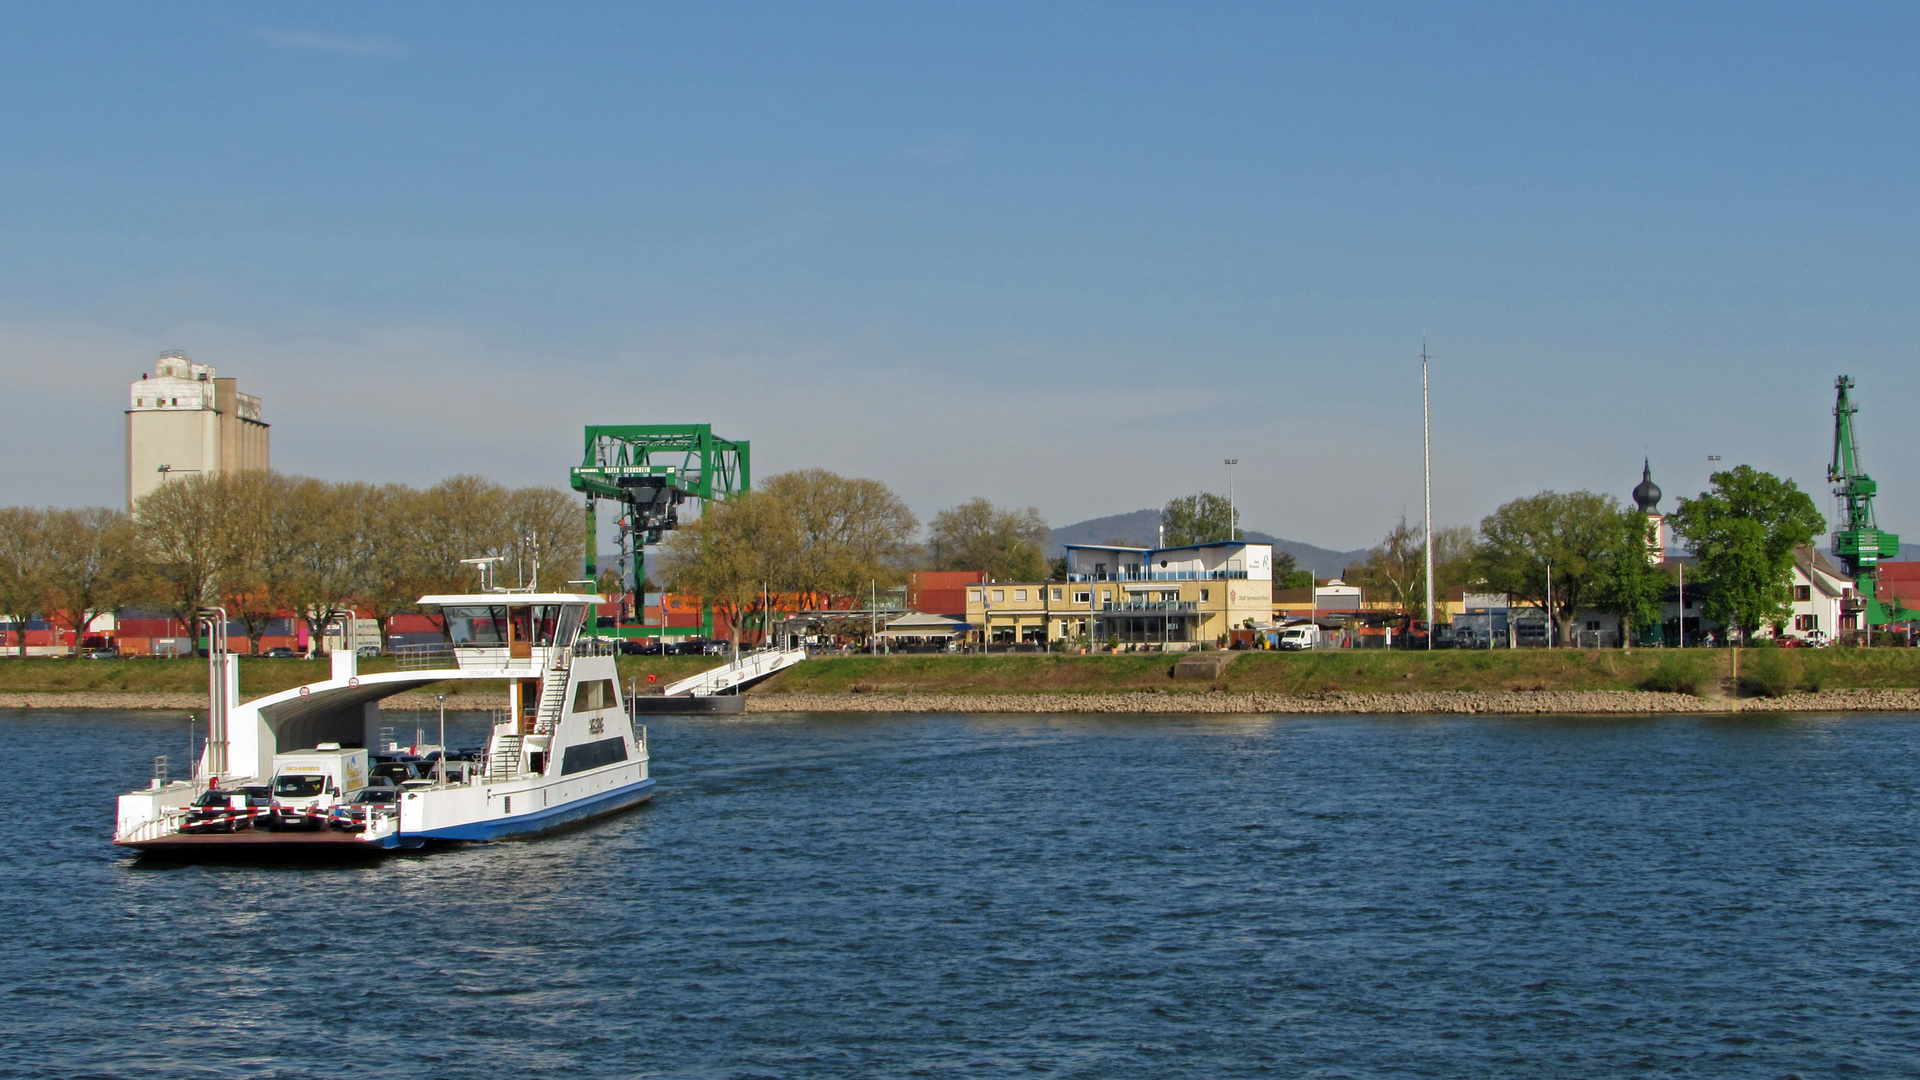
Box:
(125, 353), (270, 510)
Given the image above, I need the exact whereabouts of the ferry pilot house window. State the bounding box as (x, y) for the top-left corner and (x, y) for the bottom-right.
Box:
(572, 678), (618, 712)
(443, 606), (509, 645)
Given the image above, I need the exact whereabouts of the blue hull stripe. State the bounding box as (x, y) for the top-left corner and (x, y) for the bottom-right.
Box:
(409, 776), (657, 842)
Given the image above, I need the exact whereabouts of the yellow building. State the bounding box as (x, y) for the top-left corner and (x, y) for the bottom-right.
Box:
(964, 541), (1275, 649)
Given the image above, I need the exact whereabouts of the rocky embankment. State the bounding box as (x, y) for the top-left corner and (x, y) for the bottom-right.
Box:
(745, 688), (1920, 715)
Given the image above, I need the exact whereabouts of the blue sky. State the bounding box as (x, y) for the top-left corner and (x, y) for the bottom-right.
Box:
(5, 2), (1918, 551)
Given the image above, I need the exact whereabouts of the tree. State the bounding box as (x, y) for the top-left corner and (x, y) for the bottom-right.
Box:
(1161, 493), (1238, 547)
(1669, 465), (1825, 642)
(135, 474), (232, 639)
(1278, 569), (1314, 591)
(759, 470), (917, 606)
(927, 498), (1048, 581)
(503, 486), (581, 592)
(0, 508), (48, 656)
(656, 493), (793, 656)
(1355, 515), (1426, 616)
(1351, 520), (1474, 620)
(361, 484), (430, 650)
(219, 471), (281, 653)
(1271, 548), (1299, 583)
(42, 507), (140, 655)
(1592, 509), (1669, 650)
(1472, 491), (1623, 645)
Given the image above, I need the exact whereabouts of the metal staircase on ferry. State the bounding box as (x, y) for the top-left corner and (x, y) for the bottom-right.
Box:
(534, 664), (570, 734)
(488, 734), (524, 779)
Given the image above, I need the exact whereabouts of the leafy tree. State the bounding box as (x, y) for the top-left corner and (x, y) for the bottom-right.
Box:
(1161, 493), (1238, 547)
(42, 507), (141, 655)
(657, 492), (794, 656)
(0, 508), (47, 656)
(927, 498), (1048, 581)
(1472, 490), (1623, 645)
(1592, 508), (1669, 650)
(1669, 465), (1825, 642)
(759, 470), (918, 606)
(1272, 548), (1299, 582)
(1278, 569), (1314, 591)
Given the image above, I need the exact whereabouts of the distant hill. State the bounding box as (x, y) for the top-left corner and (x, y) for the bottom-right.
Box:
(1047, 509), (1371, 578)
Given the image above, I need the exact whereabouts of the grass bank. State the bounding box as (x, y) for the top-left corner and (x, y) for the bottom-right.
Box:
(2, 649), (1916, 701)
(754, 648), (1920, 697)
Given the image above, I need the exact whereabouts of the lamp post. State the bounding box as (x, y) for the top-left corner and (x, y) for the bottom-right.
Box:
(1224, 459), (1239, 541)
(435, 693), (447, 784)
(1422, 340), (1434, 650)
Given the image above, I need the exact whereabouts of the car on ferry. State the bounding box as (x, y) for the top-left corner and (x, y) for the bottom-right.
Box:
(330, 786), (400, 832)
(182, 785), (272, 833)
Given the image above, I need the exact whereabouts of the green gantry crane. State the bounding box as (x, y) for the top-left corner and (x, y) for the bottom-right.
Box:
(570, 425), (749, 640)
(1828, 376), (1917, 628)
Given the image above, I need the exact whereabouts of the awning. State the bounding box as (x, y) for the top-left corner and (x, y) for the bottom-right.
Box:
(877, 612), (968, 638)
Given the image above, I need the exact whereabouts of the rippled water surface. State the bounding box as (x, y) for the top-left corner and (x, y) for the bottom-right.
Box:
(6, 708), (1920, 1078)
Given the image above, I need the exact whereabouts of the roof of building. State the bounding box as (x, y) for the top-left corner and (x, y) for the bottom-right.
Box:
(1633, 458), (1662, 513)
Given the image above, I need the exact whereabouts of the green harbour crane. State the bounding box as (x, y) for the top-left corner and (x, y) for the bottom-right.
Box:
(1827, 376), (1917, 628)
(570, 425), (749, 640)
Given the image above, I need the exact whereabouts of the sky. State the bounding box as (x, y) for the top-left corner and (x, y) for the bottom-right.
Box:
(4, 2), (1919, 552)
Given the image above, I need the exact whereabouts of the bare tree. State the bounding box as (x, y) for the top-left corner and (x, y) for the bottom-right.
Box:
(928, 499), (1048, 581)
(135, 474), (231, 640)
(42, 507), (141, 655)
(0, 508), (48, 656)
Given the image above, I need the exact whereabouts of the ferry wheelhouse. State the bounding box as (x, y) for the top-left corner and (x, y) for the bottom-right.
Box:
(114, 591), (655, 855)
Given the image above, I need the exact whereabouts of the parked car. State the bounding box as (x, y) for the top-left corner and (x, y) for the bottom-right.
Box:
(329, 786), (400, 831)
(261, 646), (300, 658)
(182, 784), (273, 833)
(356, 644), (382, 658)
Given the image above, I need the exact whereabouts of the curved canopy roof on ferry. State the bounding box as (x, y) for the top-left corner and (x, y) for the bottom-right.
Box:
(417, 592), (603, 606)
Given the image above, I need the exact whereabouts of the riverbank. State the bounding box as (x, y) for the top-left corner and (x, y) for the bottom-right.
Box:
(6, 650), (1918, 714)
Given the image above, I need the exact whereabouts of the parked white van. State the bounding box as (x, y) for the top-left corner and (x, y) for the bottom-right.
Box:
(270, 744), (369, 829)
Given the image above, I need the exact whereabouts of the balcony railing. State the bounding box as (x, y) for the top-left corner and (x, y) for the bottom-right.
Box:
(1068, 570), (1249, 582)
(1101, 600), (1199, 613)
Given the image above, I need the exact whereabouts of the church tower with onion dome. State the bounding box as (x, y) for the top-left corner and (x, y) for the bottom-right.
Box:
(1632, 459), (1664, 564)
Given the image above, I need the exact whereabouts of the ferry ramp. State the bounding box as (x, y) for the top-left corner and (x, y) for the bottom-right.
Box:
(662, 646), (806, 697)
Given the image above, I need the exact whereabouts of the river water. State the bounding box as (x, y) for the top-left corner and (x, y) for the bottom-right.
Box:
(4, 708), (1919, 1078)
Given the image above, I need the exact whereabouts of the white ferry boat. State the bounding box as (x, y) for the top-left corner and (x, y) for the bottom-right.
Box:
(114, 591), (655, 856)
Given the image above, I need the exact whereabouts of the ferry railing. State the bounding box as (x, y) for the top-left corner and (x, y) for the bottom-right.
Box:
(573, 636), (618, 657)
(391, 642), (459, 671)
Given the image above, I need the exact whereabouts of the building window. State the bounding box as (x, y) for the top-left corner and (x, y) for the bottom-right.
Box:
(1014, 589), (1027, 602)
(1101, 590), (1112, 603)
(1200, 589), (1210, 602)
(1796, 614), (1818, 631)
(1074, 591), (1090, 604)
(992, 590), (1004, 603)
(967, 589), (980, 603)
(1586, 620), (1601, 631)
(1162, 591), (1178, 602)
(1051, 588), (1062, 601)
(1795, 585), (1811, 602)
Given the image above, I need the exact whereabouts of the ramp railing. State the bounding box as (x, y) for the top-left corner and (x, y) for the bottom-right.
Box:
(660, 646), (806, 697)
